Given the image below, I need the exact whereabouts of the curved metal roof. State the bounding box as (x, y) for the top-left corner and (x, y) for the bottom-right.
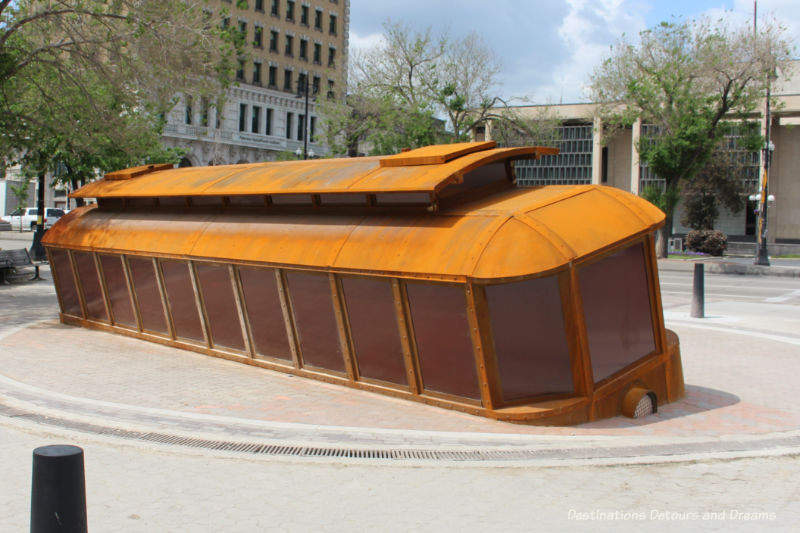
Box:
(46, 184), (664, 281)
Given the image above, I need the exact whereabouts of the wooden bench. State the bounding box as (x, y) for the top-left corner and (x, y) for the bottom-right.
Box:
(0, 248), (41, 283)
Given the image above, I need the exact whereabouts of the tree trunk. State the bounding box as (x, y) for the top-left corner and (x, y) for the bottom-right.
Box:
(655, 210), (674, 258)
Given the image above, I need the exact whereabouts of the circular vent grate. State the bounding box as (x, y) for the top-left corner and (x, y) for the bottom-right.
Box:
(633, 393), (655, 418)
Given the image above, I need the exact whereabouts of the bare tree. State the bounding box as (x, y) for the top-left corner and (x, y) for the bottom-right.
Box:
(323, 20), (505, 154)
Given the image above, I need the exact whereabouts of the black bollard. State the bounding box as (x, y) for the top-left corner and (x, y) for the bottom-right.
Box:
(691, 263), (704, 318)
(31, 445), (87, 533)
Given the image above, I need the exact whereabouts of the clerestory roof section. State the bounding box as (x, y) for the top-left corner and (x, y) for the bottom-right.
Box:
(70, 142), (557, 205)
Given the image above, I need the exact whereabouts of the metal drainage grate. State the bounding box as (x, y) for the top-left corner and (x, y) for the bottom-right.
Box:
(4, 403), (800, 462)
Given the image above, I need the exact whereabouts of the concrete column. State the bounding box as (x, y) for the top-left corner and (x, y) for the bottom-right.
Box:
(591, 117), (602, 185)
(629, 118), (642, 195)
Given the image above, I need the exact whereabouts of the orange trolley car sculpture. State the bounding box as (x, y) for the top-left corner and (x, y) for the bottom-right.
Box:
(43, 141), (684, 425)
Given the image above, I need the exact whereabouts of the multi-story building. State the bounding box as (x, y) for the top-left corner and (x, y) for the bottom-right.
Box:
(480, 61), (800, 253)
(162, 0), (349, 166)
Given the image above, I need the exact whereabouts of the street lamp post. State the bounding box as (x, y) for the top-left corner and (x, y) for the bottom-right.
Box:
(296, 75), (315, 160)
(755, 77), (775, 266)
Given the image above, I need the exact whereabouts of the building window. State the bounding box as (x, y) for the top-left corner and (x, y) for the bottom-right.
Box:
(254, 25), (263, 48)
(285, 271), (345, 372)
(313, 42), (321, 64)
(252, 61), (262, 84)
(341, 277), (407, 385)
(215, 99), (222, 128)
(221, 16), (230, 29)
(312, 75), (320, 95)
(184, 96), (192, 125)
(268, 65), (277, 87)
(255, 0), (264, 11)
(327, 46), (335, 67)
(329, 14), (336, 35)
(286, 0), (294, 21)
(327, 79), (335, 100)
(283, 69), (292, 90)
(238, 267), (292, 360)
(160, 260), (204, 342)
(196, 263), (246, 351)
(284, 34), (293, 56)
(270, 0), (279, 16)
(297, 72), (307, 93)
(298, 113), (305, 141)
(514, 123), (594, 186)
(266, 108), (273, 135)
(310, 116), (316, 142)
(486, 276), (573, 401)
(238, 20), (247, 40)
(300, 4), (309, 25)
(299, 38), (308, 60)
(269, 30), (278, 52)
(580, 243), (655, 382)
(236, 58), (245, 80)
(252, 105), (261, 133)
(286, 112), (293, 139)
(406, 282), (480, 400)
(239, 103), (247, 132)
(314, 8), (322, 30)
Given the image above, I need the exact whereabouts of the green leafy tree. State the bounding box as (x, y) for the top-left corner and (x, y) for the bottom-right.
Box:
(590, 17), (792, 256)
(0, 0), (239, 182)
(680, 122), (761, 230)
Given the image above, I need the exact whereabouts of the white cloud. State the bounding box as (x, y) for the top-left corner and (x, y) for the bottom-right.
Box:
(348, 31), (385, 54)
(543, 0), (648, 103)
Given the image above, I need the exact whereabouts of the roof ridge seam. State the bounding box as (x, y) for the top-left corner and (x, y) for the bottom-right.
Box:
(593, 186), (661, 227)
(329, 214), (369, 268)
(184, 217), (218, 258)
(514, 212), (577, 262)
(466, 215), (514, 278)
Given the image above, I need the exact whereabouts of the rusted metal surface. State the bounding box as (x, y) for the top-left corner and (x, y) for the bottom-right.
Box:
(71, 144), (555, 199)
(44, 186), (663, 282)
(43, 142), (683, 425)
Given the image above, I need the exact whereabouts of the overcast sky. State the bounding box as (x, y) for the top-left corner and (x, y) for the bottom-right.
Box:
(348, 0), (800, 104)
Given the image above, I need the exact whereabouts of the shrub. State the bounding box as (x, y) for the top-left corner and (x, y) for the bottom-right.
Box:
(686, 229), (728, 256)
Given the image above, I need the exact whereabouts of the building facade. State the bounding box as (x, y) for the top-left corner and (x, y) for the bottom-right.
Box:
(484, 62), (800, 249)
(163, 0), (349, 166)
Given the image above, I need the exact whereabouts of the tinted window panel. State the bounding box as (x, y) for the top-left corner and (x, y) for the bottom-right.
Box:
(342, 277), (407, 386)
(406, 283), (480, 400)
(50, 249), (81, 316)
(286, 271), (345, 372)
(239, 267), (292, 361)
(99, 254), (136, 327)
(74, 252), (107, 321)
(486, 276), (573, 401)
(128, 257), (168, 334)
(579, 243), (656, 382)
(160, 260), (205, 342)
(196, 263), (245, 351)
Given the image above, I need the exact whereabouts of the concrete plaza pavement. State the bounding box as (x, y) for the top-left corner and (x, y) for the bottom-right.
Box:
(1, 230), (800, 531)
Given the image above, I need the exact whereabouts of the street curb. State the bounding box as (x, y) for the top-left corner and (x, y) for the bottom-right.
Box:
(658, 259), (800, 278)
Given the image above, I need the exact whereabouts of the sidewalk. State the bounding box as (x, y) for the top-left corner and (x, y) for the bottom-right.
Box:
(660, 255), (800, 277)
(1, 265), (800, 466)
